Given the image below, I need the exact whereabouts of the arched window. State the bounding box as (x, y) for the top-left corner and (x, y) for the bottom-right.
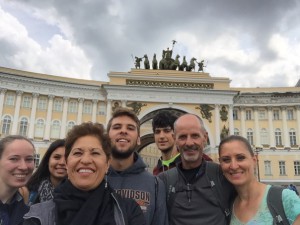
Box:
(234, 128), (240, 136)
(67, 121), (75, 132)
(51, 120), (61, 139)
(247, 128), (254, 145)
(35, 119), (45, 137)
(275, 128), (282, 146)
(2, 115), (12, 134)
(260, 128), (268, 145)
(19, 117), (28, 136)
(289, 128), (297, 146)
(68, 100), (78, 113)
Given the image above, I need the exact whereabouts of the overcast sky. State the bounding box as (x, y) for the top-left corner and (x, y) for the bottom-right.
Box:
(1, 0), (300, 87)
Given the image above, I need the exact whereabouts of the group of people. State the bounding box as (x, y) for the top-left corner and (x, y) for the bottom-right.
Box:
(1, 107), (300, 225)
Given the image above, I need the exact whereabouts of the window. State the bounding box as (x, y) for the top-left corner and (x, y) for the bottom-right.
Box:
(5, 93), (15, 106)
(35, 119), (45, 137)
(34, 154), (40, 168)
(98, 102), (106, 115)
(19, 117), (28, 136)
(258, 110), (266, 120)
(247, 128), (254, 145)
(260, 128), (268, 145)
(38, 97), (47, 110)
(22, 96), (31, 108)
(275, 128), (282, 146)
(273, 110), (280, 120)
(264, 161), (272, 175)
(234, 128), (240, 136)
(53, 99), (63, 112)
(294, 161), (300, 176)
(246, 110), (252, 120)
(68, 101), (78, 113)
(83, 102), (92, 114)
(67, 121), (75, 132)
(289, 129), (297, 146)
(1, 115), (12, 134)
(233, 109), (238, 120)
(279, 161), (286, 175)
(51, 120), (61, 139)
(287, 109), (294, 120)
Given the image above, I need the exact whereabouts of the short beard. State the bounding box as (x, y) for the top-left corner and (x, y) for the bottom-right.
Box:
(111, 146), (136, 159)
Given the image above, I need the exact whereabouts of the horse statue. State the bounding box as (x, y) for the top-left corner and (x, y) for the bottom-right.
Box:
(179, 56), (187, 71)
(144, 54), (150, 69)
(186, 57), (197, 71)
(152, 53), (158, 69)
(170, 54), (180, 70)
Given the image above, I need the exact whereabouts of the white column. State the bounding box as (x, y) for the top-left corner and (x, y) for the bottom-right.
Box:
(281, 106), (290, 148)
(106, 100), (112, 125)
(44, 95), (54, 141)
(28, 93), (39, 139)
(60, 97), (69, 138)
(77, 98), (84, 124)
(254, 107), (260, 147)
(11, 91), (23, 135)
(296, 106), (300, 144)
(228, 105), (234, 135)
(214, 104), (220, 146)
(0, 89), (7, 121)
(240, 107), (246, 137)
(121, 100), (127, 107)
(268, 106), (275, 147)
(92, 99), (98, 123)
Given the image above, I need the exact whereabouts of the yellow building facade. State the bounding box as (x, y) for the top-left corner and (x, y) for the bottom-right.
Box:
(0, 66), (299, 186)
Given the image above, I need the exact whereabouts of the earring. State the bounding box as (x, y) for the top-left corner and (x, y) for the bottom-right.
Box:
(105, 173), (108, 189)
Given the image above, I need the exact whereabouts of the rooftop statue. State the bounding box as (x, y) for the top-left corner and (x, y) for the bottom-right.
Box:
(144, 54), (150, 69)
(152, 54), (158, 69)
(179, 56), (188, 71)
(197, 60), (205, 72)
(134, 56), (143, 69)
(186, 57), (197, 71)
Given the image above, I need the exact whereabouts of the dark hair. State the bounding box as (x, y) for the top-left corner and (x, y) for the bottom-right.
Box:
(65, 122), (111, 159)
(218, 135), (254, 156)
(152, 110), (178, 132)
(107, 107), (140, 135)
(26, 139), (65, 191)
(0, 135), (35, 159)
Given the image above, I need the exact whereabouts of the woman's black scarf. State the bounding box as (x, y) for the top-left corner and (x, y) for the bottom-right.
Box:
(53, 179), (116, 225)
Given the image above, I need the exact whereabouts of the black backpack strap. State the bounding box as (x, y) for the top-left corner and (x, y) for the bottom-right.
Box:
(206, 162), (231, 221)
(267, 186), (289, 225)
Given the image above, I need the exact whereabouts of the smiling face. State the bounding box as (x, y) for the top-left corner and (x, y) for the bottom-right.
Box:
(108, 115), (140, 159)
(219, 140), (257, 187)
(0, 139), (35, 190)
(175, 114), (207, 169)
(67, 135), (109, 191)
(154, 127), (175, 153)
(48, 146), (67, 182)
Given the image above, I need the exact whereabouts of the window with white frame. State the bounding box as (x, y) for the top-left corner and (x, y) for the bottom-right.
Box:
(275, 128), (282, 146)
(287, 109), (294, 120)
(68, 100), (78, 113)
(279, 161), (286, 175)
(22, 96), (31, 108)
(67, 121), (75, 132)
(1, 115), (12, 134)
(258, 110), (266, 120)
(38, 97), (47, 110)
(264, 161), (272, 175)
(34, 119), (45, 137)
(289, 128), (297, 146)
(234, 128), (240, 136)
(260, 128), (268, 145)
(53, 99), (63, 112)
(294, 161), (300, 176)
(246, 110), (252, 120)
(98, 101), (106, 115)
(19, 117), (28, 136)
(51, 120), (61, 139)
(233, 109), (238, 120)
(273, 110), (280, 120)
(83, 101), (92, 114)
(247, 128), (254, 145)
(5, 93), (15, 106)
